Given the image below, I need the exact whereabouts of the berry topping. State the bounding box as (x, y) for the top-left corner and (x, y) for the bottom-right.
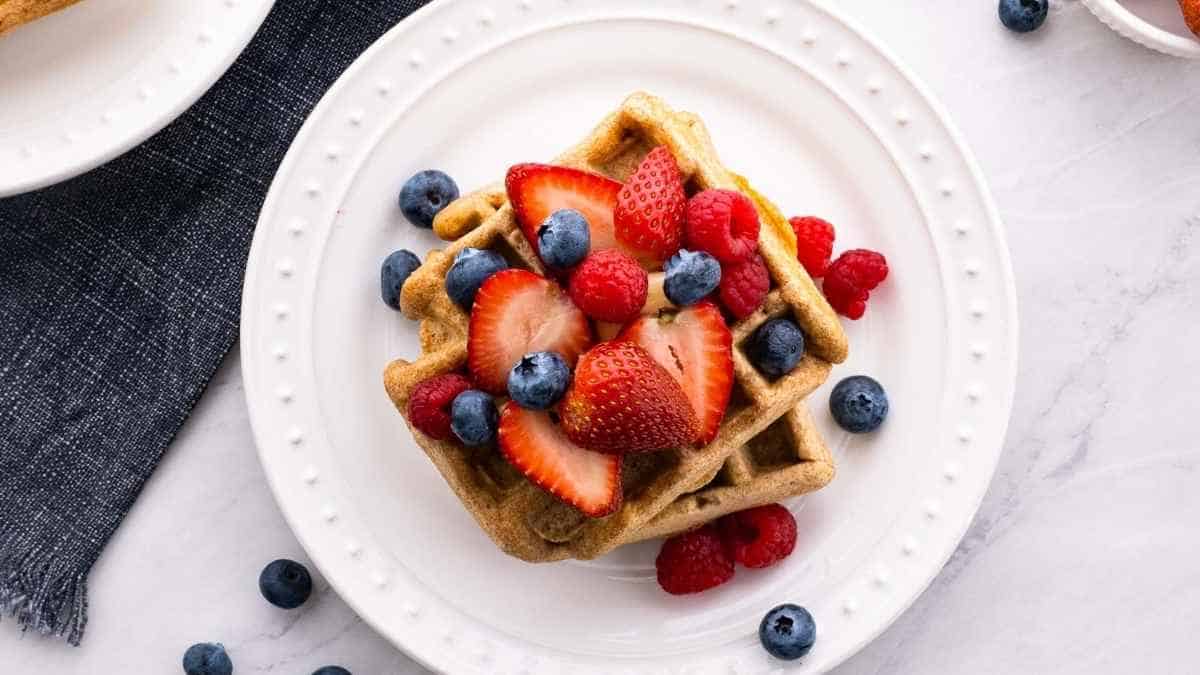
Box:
(717, 503), (797, 569)
(468, 269), (592, 395)
(450, 390), (499, 446)
(380, 249), (421, 311)
(507, 351), (571, 410)
(537, 209), (591, 269)
(1184, 0), (1200, 37)
(718, 253), (770, 319)
(567, 249), (648, 324)
(613, 146), (687, 265)
(788, 216), (836, 278)
(829, 375), (889, 433)
(684, 189), (761, 264)
(998, 0), (1048, 33)
(183, 643), (233, 675)
(759, 604), (817, 660)
(445, 248), (508, 309)
(505, 163), (634, 261)
(822, 249), (888, 319)
(618, 302), (733, 445)
(748, 318), (806, 378)
(663, 249), (721, 307)
(655, 524), (735, 595)
(498, 402), (621, 517)
(406, 373), (473, 440)
(399, 170), (459, 229)
(258, 558), (313, 609)
(560, 341), (698, 454)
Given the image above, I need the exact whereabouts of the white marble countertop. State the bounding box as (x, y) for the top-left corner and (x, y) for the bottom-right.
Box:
(4, 1), (1200, 673)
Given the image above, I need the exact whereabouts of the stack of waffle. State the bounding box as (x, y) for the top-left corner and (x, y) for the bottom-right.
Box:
(383, 92), (847, 562)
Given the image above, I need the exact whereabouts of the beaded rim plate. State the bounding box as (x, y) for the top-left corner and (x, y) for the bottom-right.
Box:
(1082, 0), (1200, 59)
(241, 1), (1018, 672)
(0, 0), (275, 197)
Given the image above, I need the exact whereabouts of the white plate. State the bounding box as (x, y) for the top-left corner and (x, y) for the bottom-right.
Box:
(0, 0), (275, 197)
(241, 1), (1018, 672)
(1083, 0), (1200, 59)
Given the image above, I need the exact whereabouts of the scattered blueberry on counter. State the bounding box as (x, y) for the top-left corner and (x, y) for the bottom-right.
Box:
(399, 170), (459, 228)
(258, 558), (313, 609)
(759, 603), (817, 660)
(445, 248), (508, 309)
(829, 375), (889, 433)
(537, 209), (591, 268)
(380, 249), (421, 310)
(508, 351), (571, 410)
(182, 642), (233, 675)
(748, 318), (805, 378)
(999, 0), (1048, 33)
(451, 390), (499, 445)
(663, 249), (721, 306)
(312, 667), (352, 675)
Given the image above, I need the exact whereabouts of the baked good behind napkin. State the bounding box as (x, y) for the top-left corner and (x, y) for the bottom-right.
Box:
(0, 0), (428, 645)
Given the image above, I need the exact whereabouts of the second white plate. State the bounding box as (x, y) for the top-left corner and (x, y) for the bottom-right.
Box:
(242, 1), (1018, 672)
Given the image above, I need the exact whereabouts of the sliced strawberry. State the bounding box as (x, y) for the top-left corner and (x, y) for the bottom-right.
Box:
(498, 402), (622, 517)
(613, 146), (686, 265)
(468, 269), (592, 395)
(505, 164), (651, 267)
(618, 301), (733, 445)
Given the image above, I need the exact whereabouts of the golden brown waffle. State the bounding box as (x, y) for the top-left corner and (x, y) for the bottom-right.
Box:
(383, 92), (847, 562)
(0, 0), (80, 35)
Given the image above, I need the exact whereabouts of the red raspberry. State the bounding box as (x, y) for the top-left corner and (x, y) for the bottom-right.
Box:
(655, 524), (735, 595)
(717, 503), (797, 569)
(789, 216), (836, 278)
(568, 249), (648, 323)
(823, 249), (889, 320)
(684, 189), (760, 264)
(614, 146), (686, 265)
(406, 373), (472, 440)
(718, 253), (770, 319)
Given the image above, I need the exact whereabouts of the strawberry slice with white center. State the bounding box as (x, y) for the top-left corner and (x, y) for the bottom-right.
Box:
(498, 402), (622, 517)
(506, 163), (654, 268)
(617, 301), (733, 445)
(468, 269), (592, 395)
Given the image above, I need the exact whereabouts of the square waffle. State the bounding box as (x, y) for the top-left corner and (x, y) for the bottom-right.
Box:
(383, 92), (847, 562)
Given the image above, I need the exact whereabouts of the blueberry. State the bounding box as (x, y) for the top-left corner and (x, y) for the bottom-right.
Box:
(312, 668), (352, 675)
(450, 390), (499, 445)
(182, 643), (233, 675)
(759, 604), (816, 661)
(749, 318), (805, 378)
(537, 209), (591, 268)
(399, 170), (459, 228)
(380, 249), (421, 310)
(445, 248), (508, 308)
(829, 375), (889, 433)
(664, 249), (721, 306)
(258, 559), (313, 609)
(507, 352), (571, 410)
(998, 0), (1048, 33)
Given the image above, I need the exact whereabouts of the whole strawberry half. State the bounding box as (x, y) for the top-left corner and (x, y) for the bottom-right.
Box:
(618, 302), (733, 445)
(613, 146), (686, 266)
(468, 269), (592, 395)
(498, 402), (621, 517)
(505, 164), (644, 266)
(560, 341), (698, 454)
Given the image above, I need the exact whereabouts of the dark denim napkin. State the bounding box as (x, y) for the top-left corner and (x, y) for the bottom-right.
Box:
(0, 0), (428, 645)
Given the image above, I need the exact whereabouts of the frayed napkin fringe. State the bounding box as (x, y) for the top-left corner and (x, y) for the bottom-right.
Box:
(0, 528), (88, 646)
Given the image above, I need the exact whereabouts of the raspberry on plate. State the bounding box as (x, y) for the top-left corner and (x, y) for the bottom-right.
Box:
(789, 216), (836, 278)
(567, 249), (648, 324)
(684, 189), (760, 264)
(406, 373), (473, 440)
(613, 146), (686, 265)
(718, 253), (770, 319)
(823, 248), (889, 319)
(718, 503), (797, 569)
(656, 524), (735, 595)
